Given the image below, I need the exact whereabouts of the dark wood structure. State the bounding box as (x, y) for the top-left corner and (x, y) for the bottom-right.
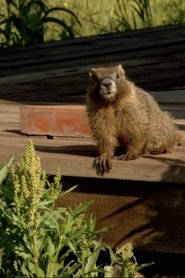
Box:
(0, 24), (185, 255)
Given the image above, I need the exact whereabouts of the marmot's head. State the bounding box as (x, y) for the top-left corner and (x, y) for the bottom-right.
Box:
(89, 64), (125, 102)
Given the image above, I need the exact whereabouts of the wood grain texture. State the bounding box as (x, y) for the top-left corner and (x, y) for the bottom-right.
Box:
(0, 100), (184, 184)
(0, 24), (185, 253)
(0, 24), (185, 103)
(0, 100), (185, 253)
(57, 179), (185, 253)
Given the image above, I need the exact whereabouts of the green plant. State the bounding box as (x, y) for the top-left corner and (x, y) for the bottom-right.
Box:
(111, 0), (153, 32)
(0, 0), (81, 47)
(82, 0), (112, 35)
(0, 141), (151, 277)
(82, 0), (154, 36)
(162, 0), (185, 24)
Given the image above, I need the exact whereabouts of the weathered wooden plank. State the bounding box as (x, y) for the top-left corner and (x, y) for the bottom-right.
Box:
(0, 99), (185, 184)
(57, 178), (185, 253)
(0, 24), (185, 93)
(0, 36), (184, 71)
(0, 63), (184, 102)
(0, 132), (184, 184)
(0, 41), (185, 82)
(1, 50), (185, 86)
(151, 90), (185, 104)
(0, 131), (185, 253)
(1, 24), (185, 59)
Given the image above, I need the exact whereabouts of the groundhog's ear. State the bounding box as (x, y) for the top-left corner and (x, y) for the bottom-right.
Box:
(89, 68), (96, 76)
(117, 64), (125, 74)
(116, 64), (125, 79)
(89, 68), (98, 80)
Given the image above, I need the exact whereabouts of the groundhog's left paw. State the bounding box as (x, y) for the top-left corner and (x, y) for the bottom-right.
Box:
(93, 154), (112, 175)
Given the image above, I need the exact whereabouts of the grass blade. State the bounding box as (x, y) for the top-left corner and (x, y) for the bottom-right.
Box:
(0, 156), (15, 185)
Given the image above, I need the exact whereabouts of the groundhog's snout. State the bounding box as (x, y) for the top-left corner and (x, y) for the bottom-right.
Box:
(102, 78), (112, 88)
(100, 77), (117, 97)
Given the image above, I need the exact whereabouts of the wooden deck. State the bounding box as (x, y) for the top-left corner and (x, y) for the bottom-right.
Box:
(0, 24), (185, 254)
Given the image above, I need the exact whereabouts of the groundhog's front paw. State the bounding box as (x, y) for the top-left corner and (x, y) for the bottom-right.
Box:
(118, 152), (139, 160)
(93, 154), (112, 175)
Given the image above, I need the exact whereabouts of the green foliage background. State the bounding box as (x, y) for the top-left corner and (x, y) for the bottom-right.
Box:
(46, 0), (185, 37)
(0, 0), (185, 45)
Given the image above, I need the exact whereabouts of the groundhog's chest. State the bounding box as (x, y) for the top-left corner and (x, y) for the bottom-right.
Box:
(92, 106), (134, 132)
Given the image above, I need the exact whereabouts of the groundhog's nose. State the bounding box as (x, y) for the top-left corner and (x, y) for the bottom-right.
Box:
(102, 79), (113, 88)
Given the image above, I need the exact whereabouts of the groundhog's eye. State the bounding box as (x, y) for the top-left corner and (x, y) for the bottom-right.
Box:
(91, 74), (99, 82)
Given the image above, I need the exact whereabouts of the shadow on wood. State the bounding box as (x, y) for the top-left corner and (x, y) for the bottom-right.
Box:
(57, 176), (185, 253)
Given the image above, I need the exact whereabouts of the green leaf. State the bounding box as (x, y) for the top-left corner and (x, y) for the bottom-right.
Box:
(0, 248), (4, 267)
(85, 240), (103, 274)
(0, 18), (9, 26)
(25, 0), (47, 14)
(60, 185), (78, 196)
(15, 249), (31, 260)
(136, 261), (155, 271)
(65, 230), (85, 244)
(104, 265), (113, 278)
(46, 261), (62, 277)
(27, 261), (36, 274)
(71, 200), (94, 216)
(46, 236), (56, 257)
(26, 260), (45, 276)
(38, 200), (54, 208)
(21, 263), (31, 277)
(0, 184), (14, 201)
(36, 266), (46, 277)
(60, 259), (80, 277)
(44, 7), (81, 26)
(43, 16), (75, 38)
(0, 156), (15, 185)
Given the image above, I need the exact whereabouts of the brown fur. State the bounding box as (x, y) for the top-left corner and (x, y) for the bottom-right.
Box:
(86, 64), (182, 174)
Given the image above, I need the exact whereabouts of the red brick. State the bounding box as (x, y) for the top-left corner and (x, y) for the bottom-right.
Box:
(20, 105), (92, 138)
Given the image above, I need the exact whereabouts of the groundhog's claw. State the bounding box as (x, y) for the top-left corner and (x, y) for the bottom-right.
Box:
(93, 154), (112, 175)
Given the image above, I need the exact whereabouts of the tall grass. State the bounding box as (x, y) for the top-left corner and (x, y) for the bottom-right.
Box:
(0, 0), (80, 47)
(67, 0), (185, 36)
(110, 0), (153, 32)
(0, 0), (185, 46)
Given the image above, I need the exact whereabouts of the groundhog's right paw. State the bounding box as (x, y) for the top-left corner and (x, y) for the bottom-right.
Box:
(93, 154), (112, 176)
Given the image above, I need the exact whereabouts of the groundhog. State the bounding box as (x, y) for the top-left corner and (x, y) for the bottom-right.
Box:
(86, 64), (182, 175)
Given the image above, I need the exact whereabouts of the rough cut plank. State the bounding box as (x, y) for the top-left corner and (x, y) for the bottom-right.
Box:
(0, 23), (184, 58)
(0, 135), (185, 253)
(0, 134), (185, 184)
(57, 179), (185, 253)
(0, 62), (185, 103)
(1, 44), (185, 89)
(0, 99), (184, 185)
(0, 24), (185, 66)
(0, 24), (185, 104)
